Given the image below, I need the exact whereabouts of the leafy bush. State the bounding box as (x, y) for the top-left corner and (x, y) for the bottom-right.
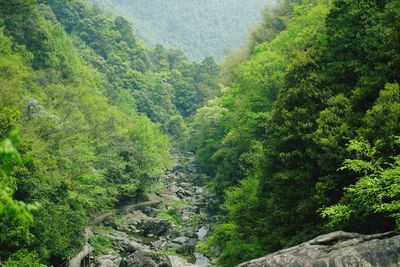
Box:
(89, 236), (111, 255)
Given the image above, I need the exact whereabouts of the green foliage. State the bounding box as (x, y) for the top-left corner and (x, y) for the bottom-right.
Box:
(89, 235), (111, 255)
(89, 0), (275, 60)
(4, 250), (47, 267)
(0, 0), (217, 264)
(322, 137), (400, 229)
(45, 0), (220, 141)
(0, 0), (220, 263)
(192, 0), (400, 265)
(0, 134), (39, 225)
(157, 210), (182, 226)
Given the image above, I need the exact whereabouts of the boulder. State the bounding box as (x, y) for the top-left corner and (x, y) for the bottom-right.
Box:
(186, 151), (195, 157)
(140, 206), (156, 217)
(181, 211), (195, 221)
(237, 231), (400, 267)
(182, 228), (196, 238)
(176, 239), (197, 255)
(137, 218), (171, 236)
(179, 182), (192, 189)
(176, 191), (185, 199)
(176, 189), (192, 198)
(187, 164), (197, 173)
(167, 242), (182, 251)
(97, 255), (121, 267)
(104, 234), (149, 253)
(124, 210), (148, 225)
(167, 183), (178, 193)
(103, 216), (118, 229)
(119, 251), (171, 267)
(166, 228), (181, 240)
(193, 187), (203, 194)
(172, 236), (190, 245)
(177, 172), (187, 179)
(173, 164), (185, 172)
(151, 239), (168, 250)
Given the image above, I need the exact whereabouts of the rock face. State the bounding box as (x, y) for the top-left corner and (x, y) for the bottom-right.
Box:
(237, 231), (400, 267)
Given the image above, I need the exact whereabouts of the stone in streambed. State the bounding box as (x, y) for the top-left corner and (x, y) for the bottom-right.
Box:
(137, 218), (171, 236)
(187, 164), (197, 173)
(193, 186), (203, 194)
(119, 251), (171, 267)
(172, 236), (190, 245)
(97, 255), (122, 267)
(176, 239), (197, 255)
(103, 216), (118, 229)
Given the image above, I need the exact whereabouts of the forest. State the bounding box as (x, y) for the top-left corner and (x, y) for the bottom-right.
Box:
(0, 0), (219, 265)
(0, 0), (399, 266)
(88, 0), (275, 60)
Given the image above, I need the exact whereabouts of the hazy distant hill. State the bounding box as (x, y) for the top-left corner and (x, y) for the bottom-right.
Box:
(89, 0), (275, 60)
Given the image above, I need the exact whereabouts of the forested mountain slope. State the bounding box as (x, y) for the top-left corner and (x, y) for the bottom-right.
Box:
(88, 0), (275, 60)
(191, 0), (400, 266)
(0, 0), (218, 266)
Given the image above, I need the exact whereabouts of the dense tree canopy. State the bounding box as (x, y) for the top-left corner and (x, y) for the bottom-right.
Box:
(191, 0), (400, 265)
(88, 0), (275, 60)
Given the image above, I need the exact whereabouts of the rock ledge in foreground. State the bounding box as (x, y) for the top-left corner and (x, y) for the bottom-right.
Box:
(237, 231), (400, 267)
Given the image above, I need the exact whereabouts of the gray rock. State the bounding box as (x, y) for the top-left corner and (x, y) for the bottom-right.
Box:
(119, 251), (171, 267)
(103, 216), (117, 229)
(97, 255), (121, 267)
(140, 206), (156, 217)
(167, 183), (178, 193)
(183, 228), (196, 238)
(182, 206), (199, 213)
(176, 239), (197, 255)
(181, 211), (195, 221)
(159, 174), (170, 180)
(176, 191), (185, 199)
(177, 172), (187, 179)
(187, 164), (197, 173)
(110, 237), (149, 253)
(173, 164), (185, 172)
(167, 243), (182, 251)
(151, 240), (168, 250)
(172, 236), (190, 245)
(137, 219), (171, 236)
(179, 182), (192, 189)
(186, 151), (195, 157)
(166, 229), (181, 240)
(176, 189), (192, 197)
(194, 187), (203, 194)
(237, 231), (400, 267)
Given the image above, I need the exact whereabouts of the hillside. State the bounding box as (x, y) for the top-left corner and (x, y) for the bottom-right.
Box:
(0, 0), (219, 265)
(191, 0), (400, 265)
(88, 0), (275, 60)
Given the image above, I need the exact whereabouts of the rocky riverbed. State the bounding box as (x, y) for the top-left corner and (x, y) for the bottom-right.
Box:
(90, 153), (216, 267)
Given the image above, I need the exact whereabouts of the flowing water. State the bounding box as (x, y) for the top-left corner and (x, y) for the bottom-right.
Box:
(194, 226), (211, 266)
(197, 226), (209, 242)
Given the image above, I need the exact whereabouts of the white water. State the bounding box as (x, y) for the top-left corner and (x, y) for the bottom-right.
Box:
(194, 252), (210, 266)
(194, 226), (211, 266)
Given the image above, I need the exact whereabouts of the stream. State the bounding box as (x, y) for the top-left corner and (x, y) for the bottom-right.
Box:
(83, 152), (215, 267)
(194, 226), (210, 266)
